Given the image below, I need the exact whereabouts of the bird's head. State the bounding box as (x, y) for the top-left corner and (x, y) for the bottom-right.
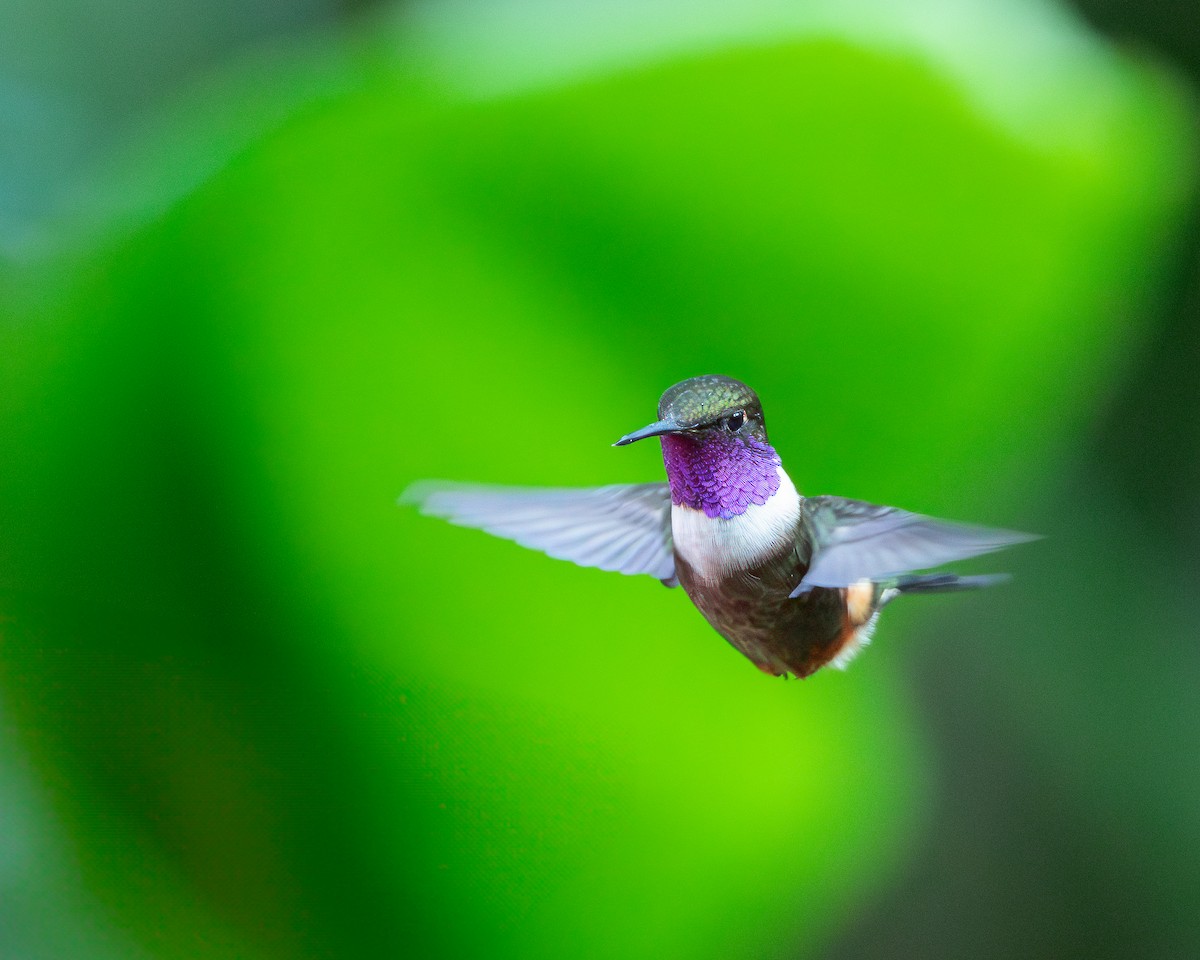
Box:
(615, 375), (782, 519)
(613, 375), (769, 448)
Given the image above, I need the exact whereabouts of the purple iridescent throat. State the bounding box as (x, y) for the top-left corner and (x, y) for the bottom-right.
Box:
(661, 433), (782, 519)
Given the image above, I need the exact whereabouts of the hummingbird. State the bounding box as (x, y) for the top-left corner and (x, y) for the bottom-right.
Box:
(402, 375), (1035, 679)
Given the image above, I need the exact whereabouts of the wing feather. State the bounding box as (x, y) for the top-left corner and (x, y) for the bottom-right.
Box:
(791, 496), (1036, 595)
(402, 480), (677, 584)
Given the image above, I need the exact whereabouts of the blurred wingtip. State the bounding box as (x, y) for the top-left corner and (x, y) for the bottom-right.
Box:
(398, 480), (444, 509)
(1007, 529), (1043, 544)
(965, 524), (1041, 548)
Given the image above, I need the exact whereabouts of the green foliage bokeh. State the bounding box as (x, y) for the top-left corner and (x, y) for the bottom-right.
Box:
(0, 5), (1194, 959)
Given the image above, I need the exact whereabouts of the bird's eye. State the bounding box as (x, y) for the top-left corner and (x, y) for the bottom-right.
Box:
(724, 411), (745, 432)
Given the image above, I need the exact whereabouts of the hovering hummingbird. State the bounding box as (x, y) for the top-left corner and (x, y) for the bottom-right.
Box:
(402, 375), (1034, 678)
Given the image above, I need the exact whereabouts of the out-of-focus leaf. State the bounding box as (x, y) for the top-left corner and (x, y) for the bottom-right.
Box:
(0, 7), (1193, 960)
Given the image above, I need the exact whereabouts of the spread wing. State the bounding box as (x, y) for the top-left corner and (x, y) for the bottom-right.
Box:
(790, 496), (1036, 596)
(401, 481), (678, 586)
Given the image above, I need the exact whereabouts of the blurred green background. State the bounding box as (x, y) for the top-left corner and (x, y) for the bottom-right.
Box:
(2, 0), (1198, 958)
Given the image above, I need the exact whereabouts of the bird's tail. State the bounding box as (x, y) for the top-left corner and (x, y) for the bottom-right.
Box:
(892, 572), (1010, 595)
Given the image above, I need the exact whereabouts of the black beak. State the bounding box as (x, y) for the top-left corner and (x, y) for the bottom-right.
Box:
(613, 419), (687, 447)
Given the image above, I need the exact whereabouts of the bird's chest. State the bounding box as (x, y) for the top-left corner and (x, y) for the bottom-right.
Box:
(670, 490), (858, 678)
(669, 474), (802, 584)
(676, 554), (854, 678)
(670, 507), (786, 583)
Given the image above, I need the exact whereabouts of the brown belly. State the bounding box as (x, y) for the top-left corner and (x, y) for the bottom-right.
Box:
(675, 553), (874, 678)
